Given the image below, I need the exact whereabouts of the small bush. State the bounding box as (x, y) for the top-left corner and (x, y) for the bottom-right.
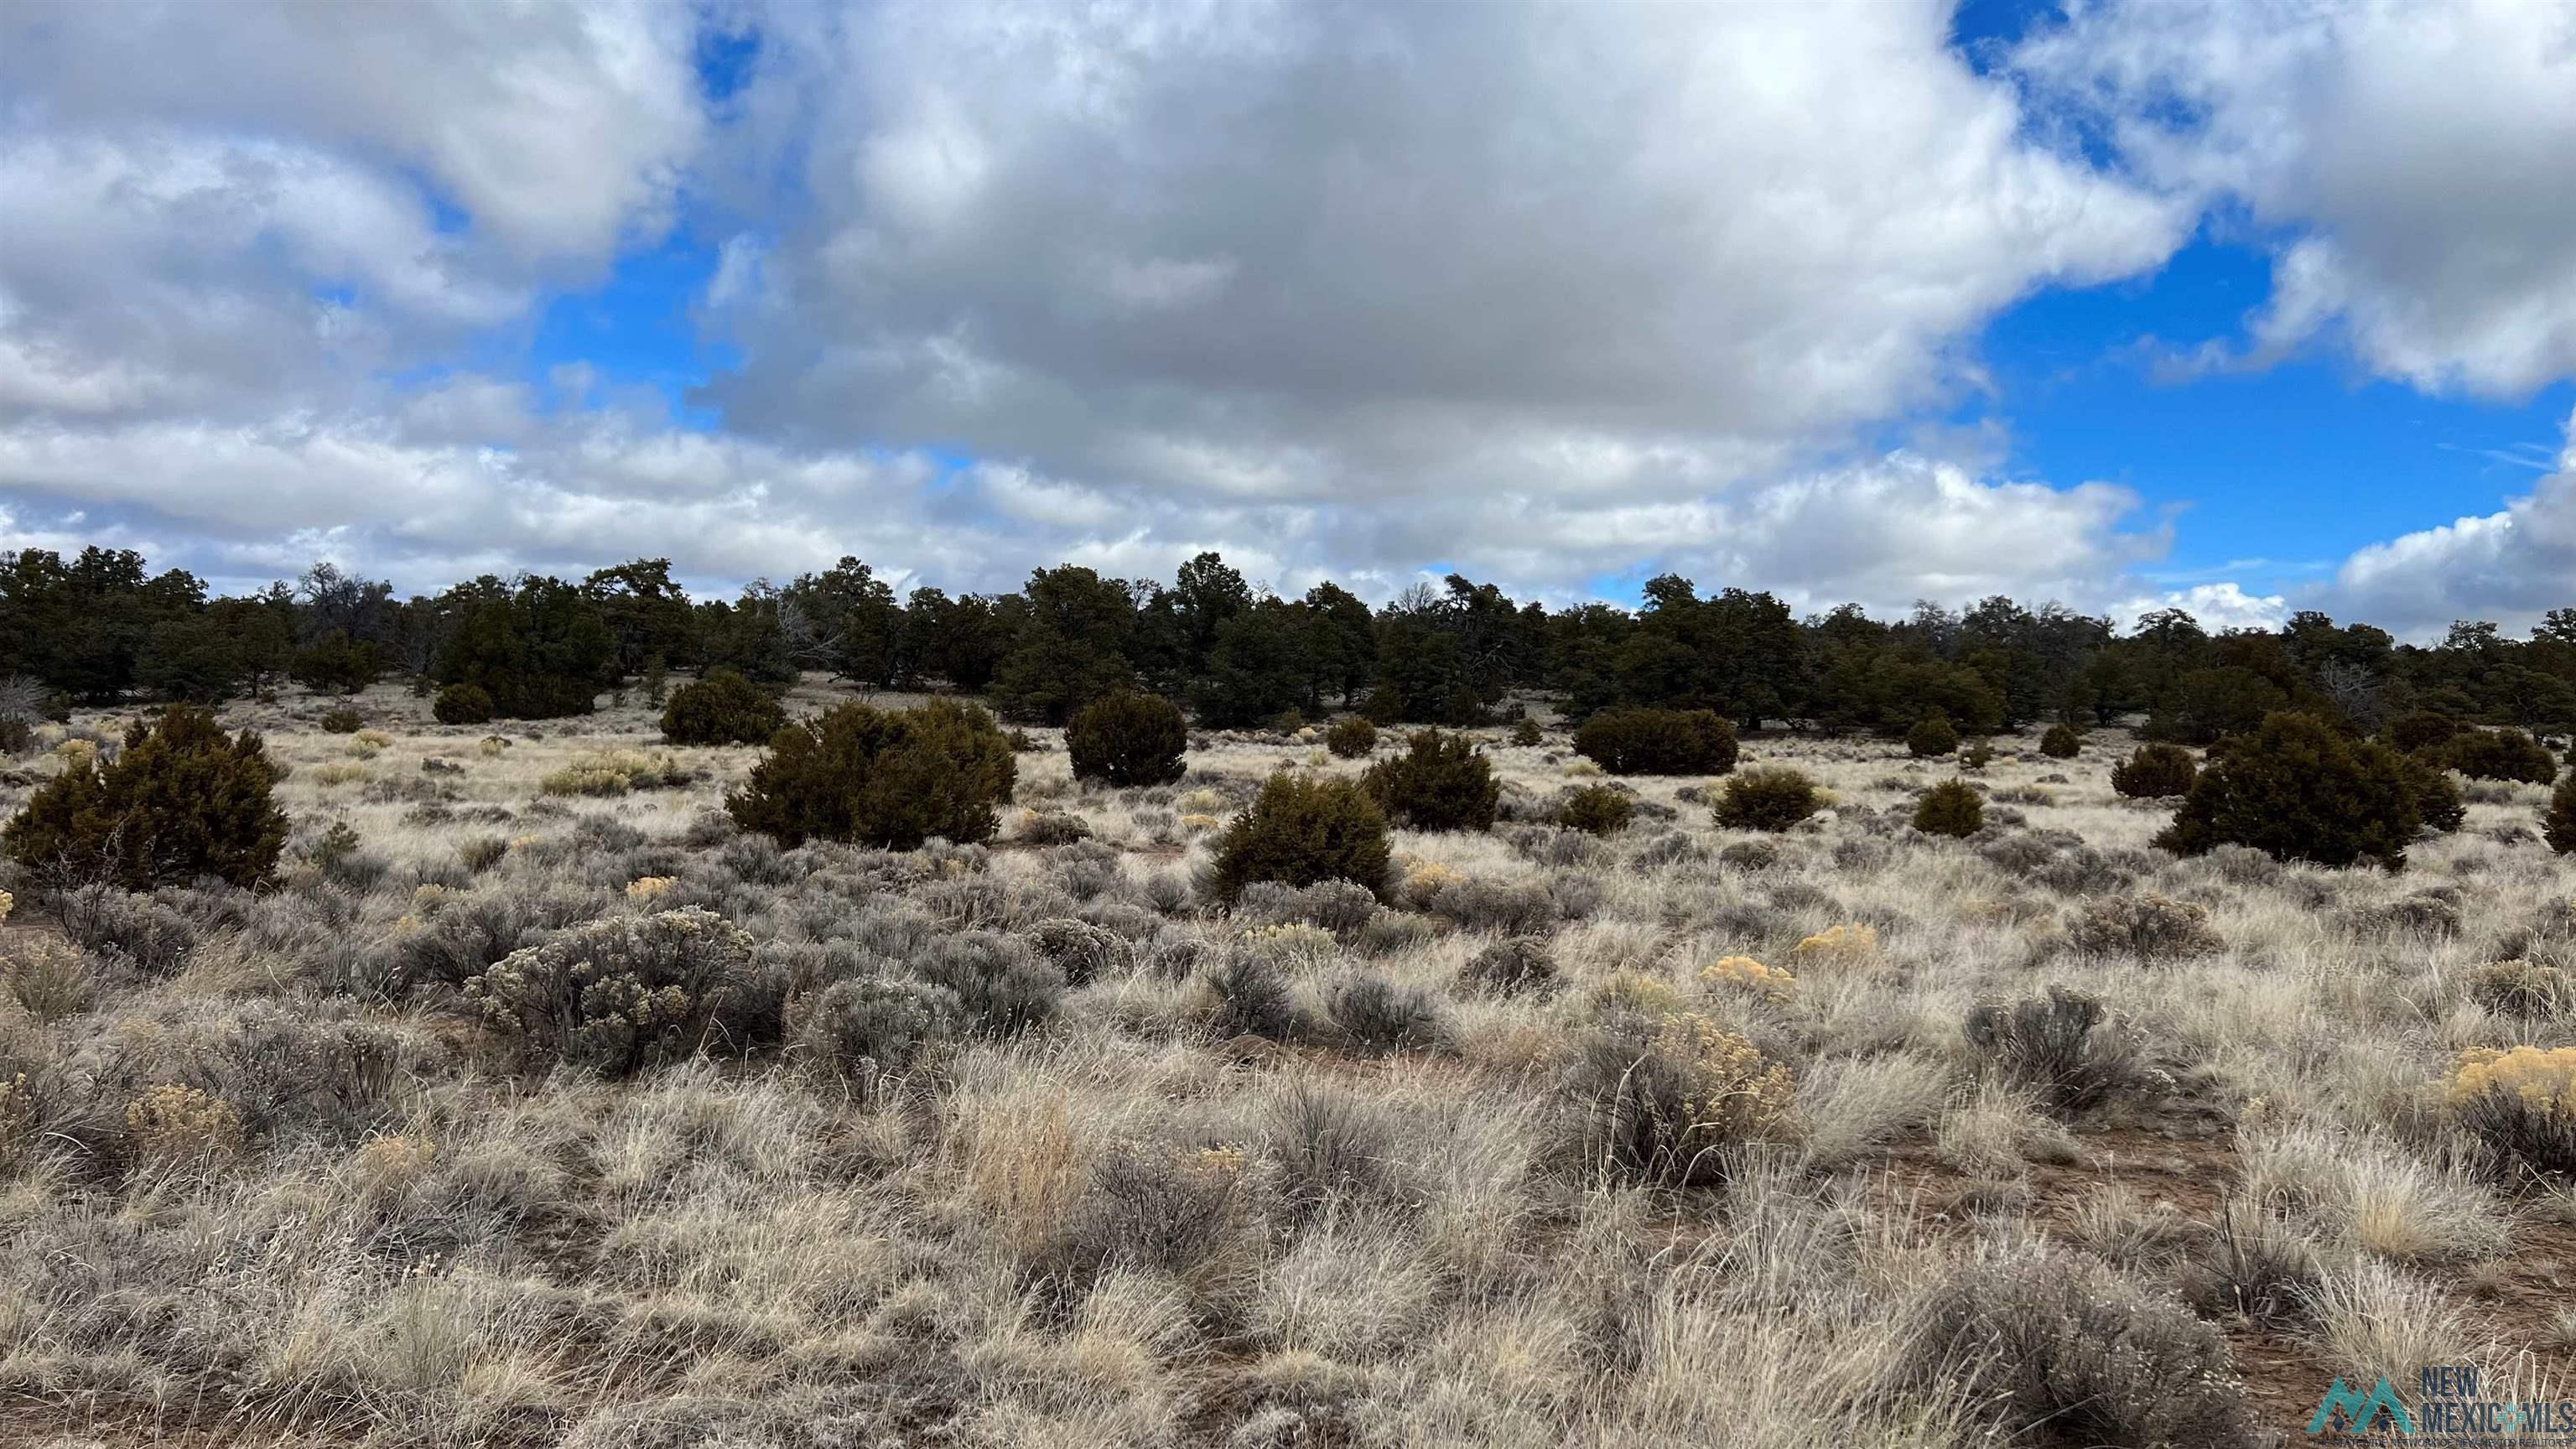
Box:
(1324, 717), (1378, 759)
(2439, 728), (2558, 784)
(2444, 1046), (2576, 1181)
(2412, 760), (2466, 834)
(1565, 1012), (1794, 1188)
(1714, 766), (1820, 831)
(2039, 723), (2080, 758)
(1961, 986), (2153, 1119)
(2548, 774), (2576, 854)
(1904, 713), (1958, 758)
(1210, 772), (1391, 905)
(432, 683), (495, 724)
(659, 667), (787, 745)
(1362, 730), (1498, 831)
(2465, 958), (2576, 1020)
(1026, 917), (1130, 987)
(2111, 742), (2199, 799)
(3, 936), (94, 1022)
(1210, 952), (1302, 1041)
(1901, 1250), (2251, 1449)
(540, 749), (699, 797)
(792, 974), (962, 1082)
(124, 1084), (247, 1166)
(2385, 710), (2464, 753)
(59, 885), (201, 974)
(1572, 708), (1738, 776)
(1555, 784), (1634, 836)
(2065, 894), (2224, 963)
(2155, 712), (2419, 869)
(909, 931), (1062, 1037)
(1912, 778), (1984, 837)
(1460, 938), (1556, 996)
(1237, 878), (1381, 935)
(467, 908), (760, 1076)
(728, 698), (1015, 849)
(319, 707), (363, 735)
(1326, 974), (1452, 1053)
(1066, 692), (1189, 787)
(1510, 717), (1544, 746)
(2, 706), (288, 891)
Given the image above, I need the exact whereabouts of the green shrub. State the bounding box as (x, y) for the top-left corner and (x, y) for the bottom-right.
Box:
(2111, 742), (2198, 798)
(2412, 759), (2466, 834)
(466, 909), (761, 1077)
(1961, 741), (1995, 770)
(2547, 775), (2576, 855)
(290, 631), (381, 696)
(1572, 708), (1738, 776)
(660, 667), (787, 745)
(1712, 766), (1820, 832)
(792, 974), (962, 1081)
(1912, 778), (1984, 837)
(1904, 712), (1959, 758)
(1362, 730), (1498, 831)
(1510, 717), (1544, 747)
(2384, 710), (2464, 754)
(319, 707), (363, 735)
(1324, 717), (1378, 759)
(432, 683), (495, 725)
(2, 706), (288, 891)
(2438, 728), (2558, 784)
(1065, 692), (1188, 787)
(2154, 711), (2419, 869)
(2039, 723), (2081, 759)
(1555, 784), (1634, 836)
(727, 698), (1015, 849)
(1210, 772), (1391, 905)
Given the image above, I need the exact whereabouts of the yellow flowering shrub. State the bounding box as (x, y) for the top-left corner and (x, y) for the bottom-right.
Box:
(1402, 860), (1462, 899)
(2444, 1046), (2576, 1178)
(1589, 970), (1682, 1020)
(0, 887), (11, 923)
(1701, 954), (1797, 1002)
(310, 761), (369, 786)
(540, 748), (698, 797)
(124, 1084), (246, 1164)
(1573, 1009), (1797, 1187)
(1179, 813), (1223, 832)
(1789, 922), (1878, 964)
(626, 875), (676, 903)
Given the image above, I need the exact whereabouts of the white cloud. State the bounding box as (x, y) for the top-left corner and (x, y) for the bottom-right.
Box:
(2109, 582), (2292, 635)
(2310, 408), (2576, 639)
(2016, 0), (2576, 396)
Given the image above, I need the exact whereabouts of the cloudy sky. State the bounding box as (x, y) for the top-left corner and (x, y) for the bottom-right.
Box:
(3, 0), (2572, 637)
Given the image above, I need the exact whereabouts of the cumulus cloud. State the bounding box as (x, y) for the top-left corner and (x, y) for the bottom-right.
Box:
(2017, 0), (2576, 397)
(2309, 408), (2576, 639)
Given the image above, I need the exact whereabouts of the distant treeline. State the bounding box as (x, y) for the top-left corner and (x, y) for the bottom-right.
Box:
(3, 545), (2573, 739)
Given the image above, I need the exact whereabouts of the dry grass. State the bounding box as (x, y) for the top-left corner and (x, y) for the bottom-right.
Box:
(0, 678), (2571, 1446)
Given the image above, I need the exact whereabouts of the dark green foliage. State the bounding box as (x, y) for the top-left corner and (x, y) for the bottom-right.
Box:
(1712, 766), (1820, 832)
(1362, 730), (1498, 831)
(1066, 692), (1188, 787)
(2, 705), (288, 891)
(728, 699), (1015, 849)
(135, 610), (248, 704)
(2411, 759), (2466, 834)
(2438, 728), (2558, 784)
(2111, 742), (2198, 799)
(1903, 1251), (2252, 1449)
(289, 631), (381, 695)
(433, 574), (612, 719)
(1961, 741), (1996, 770)
(2546, 775), (2576, 854)
(1904, 712), (1958, 758)
(2038, 723), (2080, 758)
(1209, 771), (1391, 905)
(1510, 716), (1544, 746)
(1913, 778), (1984, 837)
(432, 683), (494, 724)
(319, 707), (363, 734)
(1555, 784), (1634, 836)
(1324, 716), (1377, 758)
(1572, 707), (1739, 776)
(659, 667), (787, 745)
(2384, 710), (2464, 753)
(2154, 711), (2419, 869)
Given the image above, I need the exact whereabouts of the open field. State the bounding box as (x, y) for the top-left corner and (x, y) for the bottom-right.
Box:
(3, 680), (2573, 1447)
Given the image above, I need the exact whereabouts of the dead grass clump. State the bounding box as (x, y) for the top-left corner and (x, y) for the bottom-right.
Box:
(1459, 937), (1556, 997)
(1898, 1248), (2253, 1449)
(2464, 958), (2576, 1019)
(1563, 1012), (1796, 1189)
(1961, 987), (2162, 1121)
(3, 934), (95, 1021)
(1325, 973), (1453, 1054)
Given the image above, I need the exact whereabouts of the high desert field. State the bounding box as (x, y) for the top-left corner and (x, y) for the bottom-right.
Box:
(2, 681), (2573, 1449)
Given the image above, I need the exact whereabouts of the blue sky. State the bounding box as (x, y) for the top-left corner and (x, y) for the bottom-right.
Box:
(2, 0), (2572, 636)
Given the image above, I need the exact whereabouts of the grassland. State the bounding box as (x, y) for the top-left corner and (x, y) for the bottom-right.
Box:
(2, 679), (2573, 1447)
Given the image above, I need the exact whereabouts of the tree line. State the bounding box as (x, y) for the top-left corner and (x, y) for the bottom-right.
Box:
(3, 544), (2573, 740)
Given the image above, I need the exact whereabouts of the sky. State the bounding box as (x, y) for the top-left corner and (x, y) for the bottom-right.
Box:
(2, 0), (2573, 641)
